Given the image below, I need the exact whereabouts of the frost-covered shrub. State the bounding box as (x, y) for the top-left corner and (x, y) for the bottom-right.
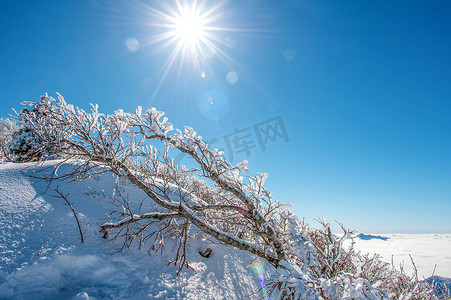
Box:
(17, 94), (446, 300)
(0, 118), (16, 161)
(10, 103), (61, 162)
(9, 129), (42, 162)
(0, 116), (39, 162)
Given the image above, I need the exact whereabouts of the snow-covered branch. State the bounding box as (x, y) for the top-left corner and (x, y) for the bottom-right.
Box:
(17, 94), (444, 299)
(100, 212), (183, 230)
(17, 94), (287, 265)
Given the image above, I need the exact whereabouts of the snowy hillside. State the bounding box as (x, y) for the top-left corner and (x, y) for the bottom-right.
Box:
(1, 161), (450, 299)
(0, 162), (268, 299)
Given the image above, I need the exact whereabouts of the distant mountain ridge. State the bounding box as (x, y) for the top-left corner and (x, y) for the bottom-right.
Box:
(354, 233), (390, 241)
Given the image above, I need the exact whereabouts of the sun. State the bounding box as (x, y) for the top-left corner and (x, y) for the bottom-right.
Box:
(139, 0), (241, 98)
(173, 8), (207, 46)
(154, 0), (222, 60)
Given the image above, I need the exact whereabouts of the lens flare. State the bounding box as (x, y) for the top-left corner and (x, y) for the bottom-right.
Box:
(226, 71), (238, 84)
(248, 259), (269, 299)
(283, 48), (296, 61)
(198, 89), (229, 121)
(125, 37), (139, 52)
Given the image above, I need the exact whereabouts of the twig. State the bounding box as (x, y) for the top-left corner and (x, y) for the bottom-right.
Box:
(431, 263), (437, 277)
(409, 254), (418, 281)
(50, 187), (84, 243)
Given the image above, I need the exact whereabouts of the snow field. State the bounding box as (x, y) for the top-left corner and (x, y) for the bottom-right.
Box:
(350, 233), (451, 279)
(0, 162), (267, 299)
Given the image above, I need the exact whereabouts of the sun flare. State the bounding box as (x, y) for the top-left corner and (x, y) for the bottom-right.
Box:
(140, 0), (242, 98)
(173, 9), (207, 46)
(145, 0), (223, 60)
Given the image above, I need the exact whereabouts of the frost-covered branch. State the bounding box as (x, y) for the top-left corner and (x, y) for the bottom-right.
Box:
(17, 94), (444, 299)
(17, 94), (287, 265)
(100, 212), (183, 230)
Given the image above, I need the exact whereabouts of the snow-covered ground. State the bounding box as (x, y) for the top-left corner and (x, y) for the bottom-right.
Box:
(0, 162), (268, 299)
(350, 233), (451, 279)
(0, 162), (450, 299)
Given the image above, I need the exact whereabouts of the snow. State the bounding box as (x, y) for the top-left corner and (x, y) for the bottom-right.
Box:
(1, 161), (449, 299)
(350, 233), (451, 279)
(0, 162), (268, 299)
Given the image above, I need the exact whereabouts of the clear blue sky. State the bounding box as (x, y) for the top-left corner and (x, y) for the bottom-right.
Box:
(1, 0), (450, 233)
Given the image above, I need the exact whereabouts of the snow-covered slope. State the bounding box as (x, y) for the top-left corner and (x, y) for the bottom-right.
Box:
(2, 162), (450, 299)
(0, 162), (267, 299)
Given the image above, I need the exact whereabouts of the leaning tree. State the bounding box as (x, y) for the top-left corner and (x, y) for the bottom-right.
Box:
(16, 94), (444, 300)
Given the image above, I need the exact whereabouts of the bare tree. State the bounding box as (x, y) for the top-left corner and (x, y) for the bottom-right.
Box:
(17, 94), (445, 299)
(18, 94), (288, 267)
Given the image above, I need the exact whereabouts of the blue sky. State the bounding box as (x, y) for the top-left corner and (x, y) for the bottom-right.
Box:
(1, 0), (450, 233)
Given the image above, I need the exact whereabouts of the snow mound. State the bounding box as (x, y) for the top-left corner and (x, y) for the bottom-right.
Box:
(0, 162), (267, 299)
